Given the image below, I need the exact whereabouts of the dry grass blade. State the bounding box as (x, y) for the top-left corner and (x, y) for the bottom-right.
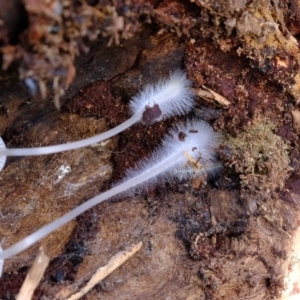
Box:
(194, 86), (231, 107)
(16, 247), (50, 300)
(291, 109), (300, 133)
(60, 242), (142, 300)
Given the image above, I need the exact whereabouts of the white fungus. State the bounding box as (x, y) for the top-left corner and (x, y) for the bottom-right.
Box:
(0, 137), (6, 172)
(0, 70), (195, 167)
(0, 119), (220, 260)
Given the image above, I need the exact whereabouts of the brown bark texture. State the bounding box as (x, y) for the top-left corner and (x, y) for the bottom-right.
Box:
(1, 0), (300, 299)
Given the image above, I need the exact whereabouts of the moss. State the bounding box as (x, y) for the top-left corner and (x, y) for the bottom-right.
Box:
(225, 119), (291, 197)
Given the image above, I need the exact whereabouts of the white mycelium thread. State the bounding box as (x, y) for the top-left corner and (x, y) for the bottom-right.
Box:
(0, 119), (219, 259)
(0, 70), (195, 167)
(0, 137), (6, 172)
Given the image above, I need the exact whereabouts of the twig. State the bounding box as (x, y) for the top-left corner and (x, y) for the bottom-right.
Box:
(16, 247), (50, 300)
(66, 241), (143, 300)
(194, 86), (231, 107)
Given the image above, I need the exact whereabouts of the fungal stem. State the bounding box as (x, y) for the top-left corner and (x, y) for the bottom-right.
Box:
(0, 70), (195, 170)
(0, 113), (141, 157)
(0, 120), (219, 260)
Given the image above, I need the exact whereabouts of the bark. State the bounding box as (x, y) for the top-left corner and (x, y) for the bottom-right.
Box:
(0, 1), (300, 299)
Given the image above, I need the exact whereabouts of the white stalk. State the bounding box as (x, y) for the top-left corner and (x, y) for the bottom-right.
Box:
(0, 70), (194, 170)
(0, 119), (219, 260)
(0, 114), (141, 157)
(0, 137), (6, 172)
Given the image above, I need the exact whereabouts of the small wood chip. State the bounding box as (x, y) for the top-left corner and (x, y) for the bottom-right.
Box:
(291, 109), (300, 133)
(16, 247), (50, 300)
(194, 86), (231, 107)
(60, 242), (143, 300)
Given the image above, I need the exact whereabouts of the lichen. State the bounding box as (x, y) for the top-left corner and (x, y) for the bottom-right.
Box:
(225, 119), (291, 198)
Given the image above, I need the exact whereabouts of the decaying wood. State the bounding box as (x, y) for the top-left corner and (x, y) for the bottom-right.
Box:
(1, 1), (300, 299)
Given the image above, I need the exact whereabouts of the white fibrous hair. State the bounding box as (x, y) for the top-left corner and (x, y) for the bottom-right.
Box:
(124, 119), (220, 186)
(130, 70), (195, 123)
(0, 119), (220, 260)
(0, 70), (195, 164)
